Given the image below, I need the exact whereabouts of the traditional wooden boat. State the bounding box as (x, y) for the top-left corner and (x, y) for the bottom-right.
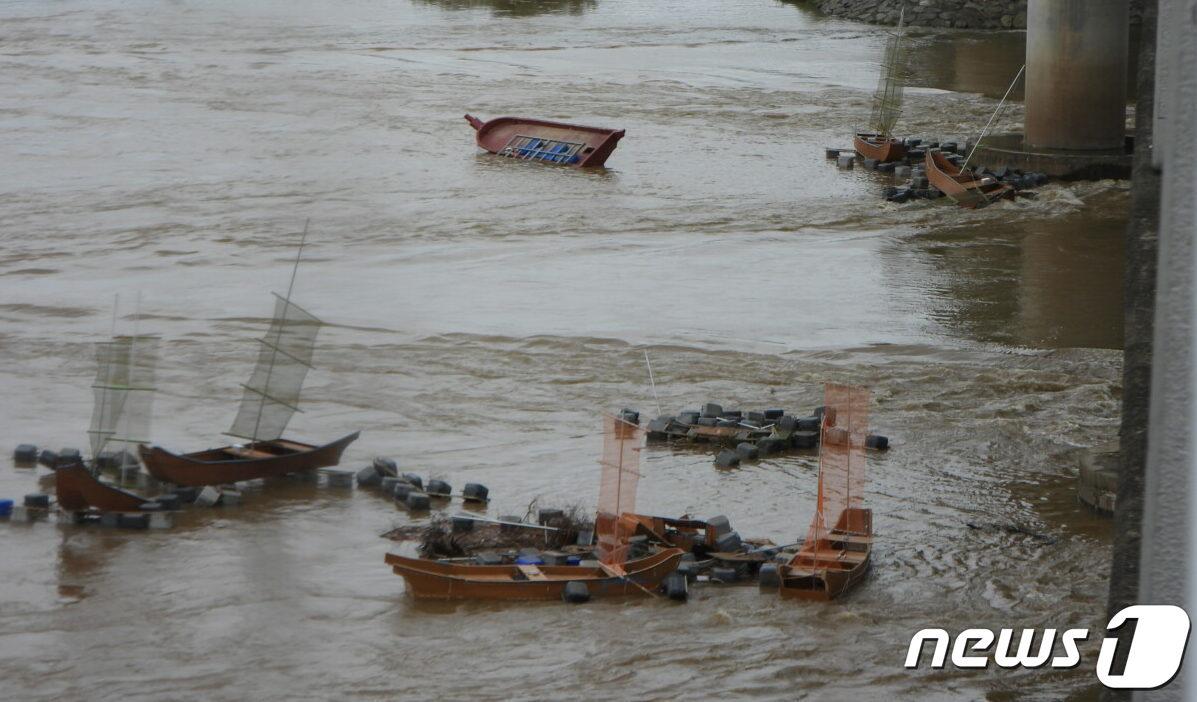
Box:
(780, 507), (872, 601)
(139, 433), (359, 487)
(386, 415), (678, 601)
(777, 384), (874, 601)
(925, 150), (1016, 208)
(385, 547), (684, 601)
(852, 8), (907, 164)
(854, 133), (907, 163)
(465, 114), (625, 168)
(56, 460), (151, 513)
(56, 324), (161, 513)
(140, 224), (360, 487)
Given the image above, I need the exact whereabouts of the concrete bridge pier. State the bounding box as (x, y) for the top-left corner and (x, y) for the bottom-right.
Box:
(1024, 0), (1130, 151)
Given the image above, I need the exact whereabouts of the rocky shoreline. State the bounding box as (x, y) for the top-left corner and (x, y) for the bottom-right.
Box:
(788, 0), (1142, 29)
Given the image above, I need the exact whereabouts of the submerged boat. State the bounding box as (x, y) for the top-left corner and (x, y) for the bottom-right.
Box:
(853, 8), (907, 164)
(56, 461), (151, 513)
(140, 225), (360, 487)
(925, 150), (1015, 208)
(386, 415), (683, 600)
(853, 133), (907, 163)
(384, 548), (683, 601)
(465, 114), (625, 168)
(57, 329), (161, 513)
(777, 384), (874, 601)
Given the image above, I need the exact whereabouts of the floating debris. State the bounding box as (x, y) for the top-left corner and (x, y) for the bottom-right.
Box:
(638, 401), (889, 466)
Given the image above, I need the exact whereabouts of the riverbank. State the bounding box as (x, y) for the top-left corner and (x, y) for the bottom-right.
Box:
(787, 0), (1143, 29)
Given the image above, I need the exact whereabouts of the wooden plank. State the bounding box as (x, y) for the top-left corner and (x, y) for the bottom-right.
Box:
(226, 447), (274, 459)
(517, 565), (547, 581)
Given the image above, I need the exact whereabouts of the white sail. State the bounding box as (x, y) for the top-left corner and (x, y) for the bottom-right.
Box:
(88, 335), (160, 459)
(226, 294), (323, 442)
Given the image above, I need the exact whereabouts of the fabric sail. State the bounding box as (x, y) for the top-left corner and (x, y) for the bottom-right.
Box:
(595, 415), (643, 574)
(227, 293), (323, 443)
(869, 8), (906, 137)
(791, 384), (869, 570)
(88, 335), (160, 459)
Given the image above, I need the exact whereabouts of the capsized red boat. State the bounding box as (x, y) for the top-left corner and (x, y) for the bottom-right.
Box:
(465, 114), (624, 168)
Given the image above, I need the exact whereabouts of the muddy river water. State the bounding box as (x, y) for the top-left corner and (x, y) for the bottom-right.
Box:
(0, 0), (1129, 699)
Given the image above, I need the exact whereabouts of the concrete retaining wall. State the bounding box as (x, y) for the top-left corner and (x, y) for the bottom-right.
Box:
(794, 0), (1144, 29)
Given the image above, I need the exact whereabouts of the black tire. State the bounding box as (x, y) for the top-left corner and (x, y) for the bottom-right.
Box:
(714, 449), (741, 468)
(715, 531), (743, 553)
(866, 434), (890, 450)
(426, 479), (452, 496)
(462, 483), (489, 502)
(711, 567), (738, 583)
(405, 492), (430, 511)
(701, 403), (723, 418)
(355, 465), (381, 487)
(13, 444), (38, 464)
(23, 493), (50, 509)
(562, 581), (590, 603)
(393, 483), (413, 502)
(735, 442), (759, 460)
(401, 473), (423, 490)
(372, 457), (398, 477)
(664, 572), (689, 601)
(37, 450), (59, 469)
(758, 563), (781, 590)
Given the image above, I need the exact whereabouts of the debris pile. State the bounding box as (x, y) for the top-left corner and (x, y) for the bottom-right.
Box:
(827, 139), (1049, 203)
(385, 504), (593, 564)
(636, 402), (888, 466)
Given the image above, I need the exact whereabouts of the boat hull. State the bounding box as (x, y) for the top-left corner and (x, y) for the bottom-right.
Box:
(139, 432), (359, 487)
(465, 114), (624, 168)
(386, 548), (685, 600)
(55, 461), (149, 513)
(853, 133), (907, 163)
(924, 150), (1015, 208)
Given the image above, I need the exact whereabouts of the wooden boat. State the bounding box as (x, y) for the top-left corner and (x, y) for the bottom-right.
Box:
(780, 507), (872, 601)
(925, 150), (1015, 208)
(777, 383), (874, 601)
(385, 547), (684, 600)
(56, 460), (152, 513)
(140, 432), (359, 487)
(56, 322), (161, 513)
(465, 114), (624, 168)
(853, 133), (907, 163)
(385, 415), (673, 601)
(140, 224), (360, 487)
(852, 8), (907, 164)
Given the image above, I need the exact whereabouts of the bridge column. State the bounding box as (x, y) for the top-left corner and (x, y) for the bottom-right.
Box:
(1024, 0), (1130, 151)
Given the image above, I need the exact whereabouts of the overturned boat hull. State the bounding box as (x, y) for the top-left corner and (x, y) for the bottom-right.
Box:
(465, 114), (624, 168)
(853, 133), (907, 163)
(139, 432), (359, 487)
(386, 548), (685, 600)
(55, 461), (150, 513)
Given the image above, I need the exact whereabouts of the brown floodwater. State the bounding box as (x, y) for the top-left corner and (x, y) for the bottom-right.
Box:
(0, 0), (1128, 699)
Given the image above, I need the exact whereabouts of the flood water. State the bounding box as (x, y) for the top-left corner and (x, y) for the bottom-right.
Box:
(0, 1), (1128, 699)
